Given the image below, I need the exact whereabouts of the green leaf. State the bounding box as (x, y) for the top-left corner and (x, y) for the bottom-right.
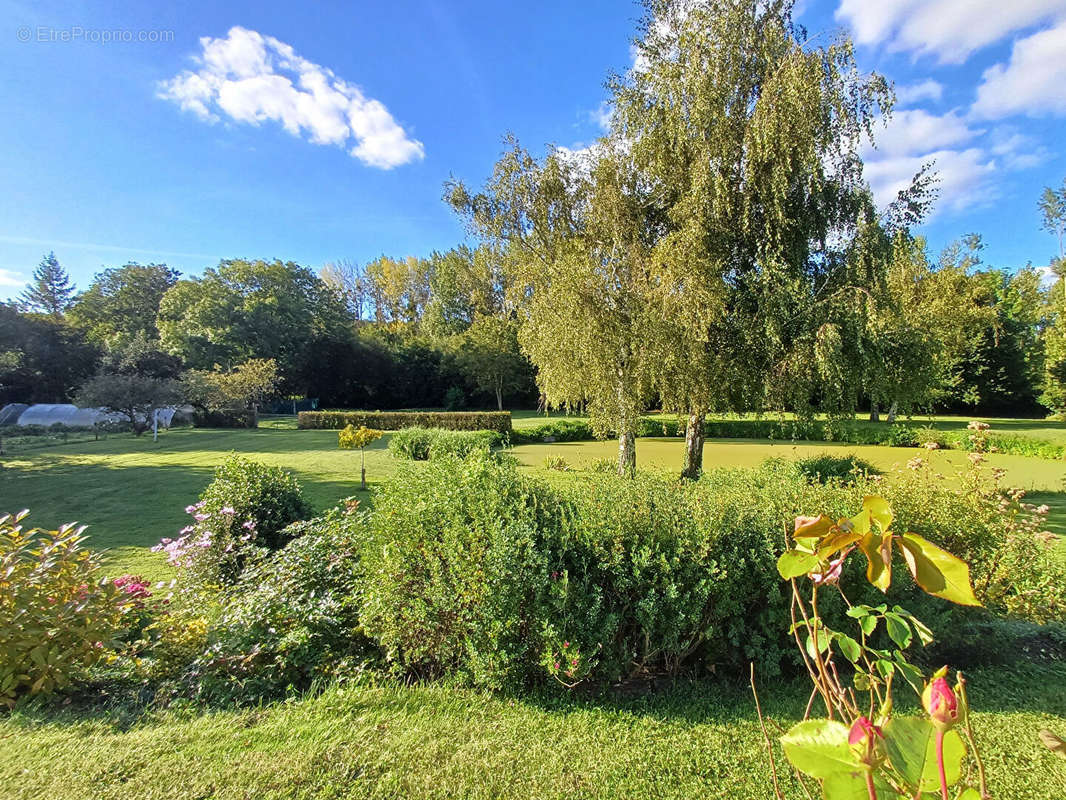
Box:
(822, 772), (902, 800)
(859, 614), (878, 636)
(863, 495), (894, 533)
(955, 789), (981, 800)
(780, 719), (860, 779)
(806, 627), (831, 661)
(845, 606), (869, 619)
(884, 717), (966, 793)
(794, 515), (835, 539)
(897, 533), (981, 607)
(884, 613), (913, 649)
(836, 633), (861, 663)
(777, 549), (820, 580)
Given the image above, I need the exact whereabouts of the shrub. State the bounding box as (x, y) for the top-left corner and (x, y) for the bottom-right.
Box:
(359, 453), (1066, 691)
(0, 512), (131, 706)
(795, 453), (881, 484)
(509, 419), (595, 444)
(388, 428), (502, 460)
(543, 455), (571, 471)
(360, 454), (556, 689)
(428, 429), (501, 459)
(388, 427), (436, 460)
(298, 410), (512, 433)
(885, 423), (919, 447)
(152, 455), (311, 587)
(191, 409), (257, 429)
(190, 504), (375, 700)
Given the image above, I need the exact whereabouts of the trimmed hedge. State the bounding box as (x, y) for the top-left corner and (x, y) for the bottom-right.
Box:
(299, 410), (512, 433)
(193, 409), (257, 429)
(512, 415), (1066, 461)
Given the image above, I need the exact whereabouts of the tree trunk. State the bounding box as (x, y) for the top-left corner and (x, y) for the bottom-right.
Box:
(886, 401), (899, 424)
(495, 384), (503, 411)
(681, 409), (705, 480)
(869, 401), (880, 423)
(617, 430), (636, 478)
(360, 449), (367, 491)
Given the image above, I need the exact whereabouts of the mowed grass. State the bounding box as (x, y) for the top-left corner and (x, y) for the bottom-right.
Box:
(2, 664), (1064, 800)
(3, 421), (1065, 577)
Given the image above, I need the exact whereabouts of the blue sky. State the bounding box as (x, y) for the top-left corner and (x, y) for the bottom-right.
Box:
(1, 0), (1064, 299)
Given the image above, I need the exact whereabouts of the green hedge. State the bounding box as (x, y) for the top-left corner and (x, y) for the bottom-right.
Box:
(388, 427), (503, 460)
(298, 410), (512, 433)
(512, 415), (1066, 461)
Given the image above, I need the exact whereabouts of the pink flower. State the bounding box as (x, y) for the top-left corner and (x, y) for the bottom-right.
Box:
(923, 674), (959, 730)
(242, 520), (256, 530)
(809, 547), (853, 586)
(848, 716), (885, 768)
(563, 641), (569, 648)
(553, 661), (560, 670)
(194, 513), (210, 522)
(221, 506), (235, 515)
(184, 505), (197, 514)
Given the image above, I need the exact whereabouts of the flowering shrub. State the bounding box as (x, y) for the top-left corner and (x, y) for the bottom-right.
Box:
(765, 497), (992, 800)
(188, 503), (375, 700)
(0, 511), (131, 706)
(152, 456), (310, 587)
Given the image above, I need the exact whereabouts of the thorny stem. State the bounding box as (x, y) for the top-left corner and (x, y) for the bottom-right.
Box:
(750, 663), (785, 800)
(935, 728), (949, 800)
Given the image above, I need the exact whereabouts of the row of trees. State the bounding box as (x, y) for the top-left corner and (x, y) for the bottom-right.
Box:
(1, 249), (537, 415)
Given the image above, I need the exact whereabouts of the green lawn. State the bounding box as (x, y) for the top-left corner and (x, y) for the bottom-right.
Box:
(3, 421), (1064, 578)
(4, 419), (1066, 799)
(2, 665), (1064, 799)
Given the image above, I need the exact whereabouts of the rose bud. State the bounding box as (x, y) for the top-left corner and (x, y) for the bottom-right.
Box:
(922, 670), (960, 730)
(848, 716), (885, 769)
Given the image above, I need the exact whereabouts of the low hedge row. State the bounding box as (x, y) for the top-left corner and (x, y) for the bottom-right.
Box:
(388, 427), (503, 460)
(511, 415), (1066, 461)
(298, 410), (512, 433)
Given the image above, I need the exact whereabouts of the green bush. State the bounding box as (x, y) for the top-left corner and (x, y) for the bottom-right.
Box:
(360, 454), (557, 689)
(794, 453), (881, 484)
(0, 512), (130, 706)
(429, 429), (501, 459)
(509, 419), (595, 444)
(190, 504), (376, 700)
(388, 428), (502, 460)
(359, 453), (1066, 691)
(387, 427), (436, 460)
(192, 409), (257, 429)
(153, 455), (312, 587)
(298, 410), (512, 433)
(443, 386), (466, 411)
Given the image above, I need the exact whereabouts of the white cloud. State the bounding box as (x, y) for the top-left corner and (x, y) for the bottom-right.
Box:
(159, 27), (424, 169)
(0, 269), (24, 289)
(972, 19), (1066, 118)
(987, 126), (1051, 169)
(588, 101), (613, 131)
(836, 0), (1065, 63)
(861, 110), (996, 216)
(864, 148), (998, 214)
(894, 79), (943, 106)
(869, 109), (980, 157)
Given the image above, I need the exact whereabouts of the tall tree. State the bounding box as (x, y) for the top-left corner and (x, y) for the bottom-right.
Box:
(20, 252), (74, 316)
(449, 138), (660, 476)
(451, 316), (531, 410)
(158, 259), (350, 393)
(610, 0), (894, 478)
(69, 262), (180, 344)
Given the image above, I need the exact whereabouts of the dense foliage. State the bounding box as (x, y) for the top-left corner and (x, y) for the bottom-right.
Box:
(188, 505), (375, 700)
(387, 427), (502, 460)
(153, 456), (311, 587)
(0, 512), (130, 706)
(298, 410), (512, 433)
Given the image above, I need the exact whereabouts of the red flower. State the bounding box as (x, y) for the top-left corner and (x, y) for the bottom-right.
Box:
(848, 716), (884, 768)
(923, 673), (959, 730)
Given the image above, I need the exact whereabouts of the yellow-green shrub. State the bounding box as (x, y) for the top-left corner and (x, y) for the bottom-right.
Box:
(0, 511), (130, 706)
